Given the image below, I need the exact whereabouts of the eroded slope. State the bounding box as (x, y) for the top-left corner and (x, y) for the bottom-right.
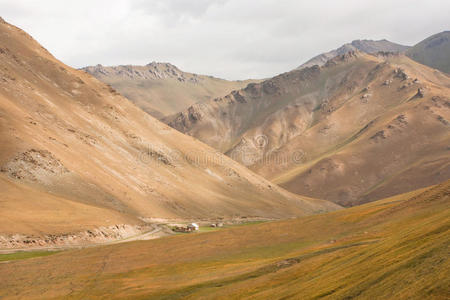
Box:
(0, 18), (338, 238)
(168, 52), (450, 206)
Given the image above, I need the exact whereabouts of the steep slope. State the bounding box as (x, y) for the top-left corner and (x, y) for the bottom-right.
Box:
(298, 39), (410, 69)
(407, 31), (450, 74)
(81, 63), (256, 119)
(0, 18), (339, 239)
(0, 180), (448, 299)
(167, 51), (450, 206)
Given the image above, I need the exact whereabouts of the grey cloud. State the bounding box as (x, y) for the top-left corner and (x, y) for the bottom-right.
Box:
(0, 0), (448, 80)
(131, 0), (228, 23)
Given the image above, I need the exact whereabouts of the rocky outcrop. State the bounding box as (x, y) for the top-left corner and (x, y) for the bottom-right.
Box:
(394, 68), (409, 80)
(417, 87), (426, 98)
(0, 149), (69, 183)
(324, 51), (358, 67)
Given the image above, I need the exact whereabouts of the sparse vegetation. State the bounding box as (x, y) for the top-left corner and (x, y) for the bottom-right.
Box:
(0, 250), (59, 262)
(0, 181), (448, 299)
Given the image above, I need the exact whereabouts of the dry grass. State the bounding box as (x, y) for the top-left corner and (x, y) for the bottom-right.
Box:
(0, 250), (59, 262)
(0, 181), (448, 299)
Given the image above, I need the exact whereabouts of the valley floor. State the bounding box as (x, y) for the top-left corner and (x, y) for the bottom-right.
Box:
(0, 181), (448, 299)
(0, 218), (276, 253)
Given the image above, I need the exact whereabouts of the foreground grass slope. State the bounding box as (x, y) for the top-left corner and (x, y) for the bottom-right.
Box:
(0, 180), (448, 299)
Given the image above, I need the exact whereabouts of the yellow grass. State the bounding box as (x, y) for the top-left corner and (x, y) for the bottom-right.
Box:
(0, 181), (448, 299)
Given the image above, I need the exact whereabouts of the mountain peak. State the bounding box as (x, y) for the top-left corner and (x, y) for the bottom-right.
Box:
(81, 62), (187, 81)
(146, 61), (178, 68)
(298, 39), (410, 69)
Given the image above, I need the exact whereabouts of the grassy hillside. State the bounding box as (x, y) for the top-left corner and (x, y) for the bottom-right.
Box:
(0, 180), (448, 299)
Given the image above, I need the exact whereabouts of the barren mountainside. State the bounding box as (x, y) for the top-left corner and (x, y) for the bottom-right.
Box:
(297, 39), (410, 69)
(0, 19), (339, 238)
(82, 63), (257, 118)
(167, 51), (450, 206)
(407, 31), (450, 74)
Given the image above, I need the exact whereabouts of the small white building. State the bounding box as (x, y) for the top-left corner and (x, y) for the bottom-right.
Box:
(187, 223), (199, 231)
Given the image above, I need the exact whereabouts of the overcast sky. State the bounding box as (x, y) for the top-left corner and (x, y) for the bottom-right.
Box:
(1, 0), (449, 80)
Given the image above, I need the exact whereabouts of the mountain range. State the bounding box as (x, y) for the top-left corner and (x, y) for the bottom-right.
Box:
(0, 18), (338, 241)
(0, 15), (448, 300)
(81, 62), (256, 119)
(82, 32), (450, 207)
(167, 50), (450, 206)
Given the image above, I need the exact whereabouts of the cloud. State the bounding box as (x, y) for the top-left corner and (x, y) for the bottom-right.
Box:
(0, 0), (448, 79)
(132, 0), (228, 21)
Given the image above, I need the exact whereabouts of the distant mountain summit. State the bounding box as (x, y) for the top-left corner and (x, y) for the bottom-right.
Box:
(298, 39), (410, 69)
(406, 31), (450, 74)
(82, 62), (200, 82)
(82, 63), (256, 119)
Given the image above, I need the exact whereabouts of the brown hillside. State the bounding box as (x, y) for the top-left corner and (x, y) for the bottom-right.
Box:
(0, 19), (339, 237)
(82, 63), (257, 119)
(168, 51), (450, 206)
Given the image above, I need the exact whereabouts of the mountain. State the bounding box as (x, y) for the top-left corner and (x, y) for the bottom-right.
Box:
(81, 40), (409, 119)
(298, 39), (410, 69)
(0, 18), (339, 241)
(1, 180), (448, 299)
(81, 63), (257, 119)
(407, 31), (450, 74)
(167, 51), (450, 207)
